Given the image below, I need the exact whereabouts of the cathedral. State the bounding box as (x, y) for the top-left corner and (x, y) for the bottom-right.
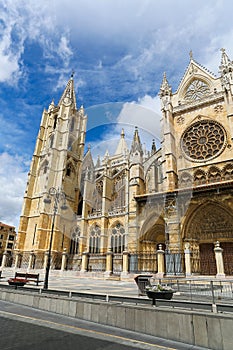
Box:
(14, 50), (233, 278)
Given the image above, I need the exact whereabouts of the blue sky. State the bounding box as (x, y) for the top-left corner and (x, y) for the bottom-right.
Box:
(1, 0), (233, 228)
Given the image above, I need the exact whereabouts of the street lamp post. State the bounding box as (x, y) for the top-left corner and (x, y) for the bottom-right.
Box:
(43, 187), (68, 290)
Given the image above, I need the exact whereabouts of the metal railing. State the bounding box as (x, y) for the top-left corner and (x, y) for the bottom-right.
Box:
(0, 283), (233, 314)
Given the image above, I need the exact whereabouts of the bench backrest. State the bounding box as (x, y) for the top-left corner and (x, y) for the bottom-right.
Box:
(15, 272), (39, 279)
(15, 272), (27, 278)
(26, 273), (39, 279)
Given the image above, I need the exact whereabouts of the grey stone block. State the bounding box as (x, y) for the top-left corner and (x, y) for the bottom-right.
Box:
(145, 309), (157, 337)
(135, 308), (146, 333)
(62, 299), (70, 316)
(56, 298), (64, 314)
(68, 300), (77, 317)
(166, 311), (181, 342)
(116, 305), (126, 329)
(206, 316), (223, 350)
(154, 310), (168, 338)
(220, 317), (233, 350)
(50, 298), (57, 313)
(98, 303), (108, 325)
(125, 306), (135, 331)
(76, 301), (84, 319)
(193, 314), (208, 348)
(107, 304), (117, 327)
(83, 302), (92, 321)
(90, 303), (100, 323)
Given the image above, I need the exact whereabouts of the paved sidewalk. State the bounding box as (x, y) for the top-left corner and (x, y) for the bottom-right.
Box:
(0, 268), (139, 296)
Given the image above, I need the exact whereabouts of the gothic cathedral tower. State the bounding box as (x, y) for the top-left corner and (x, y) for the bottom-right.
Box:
(16, 76), (87, 265)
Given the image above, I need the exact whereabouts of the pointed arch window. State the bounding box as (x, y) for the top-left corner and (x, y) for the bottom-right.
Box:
(111, 223), (125, 253)
(53, 115), (58, 129)
(70, 226), (80, 255)
(40, 160), (49, 175)
(66, 164), (72, 177)
(111, 173), (126, 210)
(89, 225), (101, 254)
(70, 117), (75, 132)
(49, 134), (54, 148)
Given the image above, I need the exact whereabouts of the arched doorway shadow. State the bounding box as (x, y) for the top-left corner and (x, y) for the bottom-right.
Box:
(137, 215), (165, 273)
(182, 201), (233, 275)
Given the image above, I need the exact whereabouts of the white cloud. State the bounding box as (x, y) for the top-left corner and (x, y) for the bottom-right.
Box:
(0, 152), (28, 228)
(86, 95), (162, 162)
(0, 0), (73, 84)
(117, 97), (161, 142)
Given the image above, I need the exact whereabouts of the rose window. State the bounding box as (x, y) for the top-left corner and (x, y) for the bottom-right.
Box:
(181, 120), (226, 161)
(184, 80), (210, 101)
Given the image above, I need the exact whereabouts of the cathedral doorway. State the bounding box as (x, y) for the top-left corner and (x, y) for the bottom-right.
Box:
(183, 201), (233, 275)
(222, 242), (233, 275)
(199, 243), (217, 275)
(137, 217), (165, 273)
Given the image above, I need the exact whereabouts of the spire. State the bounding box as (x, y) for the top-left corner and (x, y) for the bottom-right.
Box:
(115, 128), (128, 155)
(58, 74), (77, 109)
(219, 48), (233, 92)
(219, 48), (233, 74)
(151, 139), (156, 154)
(48, 99), (55, 112)
(159, 72), (172, 111)
(130, 127), (143, 155)
(96, 155), (101, 168)
(159, 72), (172, 98)
(189, 50), (193, 61)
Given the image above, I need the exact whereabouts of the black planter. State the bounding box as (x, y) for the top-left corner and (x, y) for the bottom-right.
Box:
(146, 290), (174, 304)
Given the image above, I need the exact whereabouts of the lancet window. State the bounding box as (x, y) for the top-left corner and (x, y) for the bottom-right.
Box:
(111, 223), (125, 253)
(70, 226), (80, 255)
(89, 225), (101, 254)
(111, 172), (126, 210)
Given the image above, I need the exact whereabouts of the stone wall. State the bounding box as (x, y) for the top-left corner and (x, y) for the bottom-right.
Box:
(0, 288), (232, 349)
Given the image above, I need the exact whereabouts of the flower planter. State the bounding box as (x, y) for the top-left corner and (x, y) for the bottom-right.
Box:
(146, 290), (174, 300)
(146, 290), (174, 305)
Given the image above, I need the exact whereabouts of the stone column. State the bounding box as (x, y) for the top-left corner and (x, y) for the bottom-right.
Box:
(0, 251), (8, 269)
(214, 241), (225, 278)
(156, 244), (165, 278)
(80, 252), (89, 273)
(44, 251), (49, 270)
(121, 251), (129, 279)
(27, 250), (35, 271)
(104, 248), (113, 277)
(61, 248), (67, 271)
(14, 250), (20, 269)
(184, 243), (192, 276)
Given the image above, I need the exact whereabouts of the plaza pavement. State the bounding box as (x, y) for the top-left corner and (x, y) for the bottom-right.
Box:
(0, 268), (140, 297)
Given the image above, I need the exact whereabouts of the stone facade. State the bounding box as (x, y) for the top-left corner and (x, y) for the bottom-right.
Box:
(16, 50), (233, 277)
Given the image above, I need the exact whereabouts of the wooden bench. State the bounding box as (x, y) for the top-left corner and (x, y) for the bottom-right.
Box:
(14, 272), (42, 286)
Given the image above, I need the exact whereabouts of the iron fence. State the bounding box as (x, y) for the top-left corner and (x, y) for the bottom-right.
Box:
(112, 254), (122, 275)
(129, 252), (157, 273)
(66, 254), (82, 271)
(88, 254), (106, 272)
(165, 252), (184, 275)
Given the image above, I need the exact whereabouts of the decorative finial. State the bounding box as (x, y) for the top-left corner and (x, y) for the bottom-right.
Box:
(71, 70), (75, 78)
(189, 50), (193, 60)
(121, 128), (125, 138)
(220, 48), (225, 54)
